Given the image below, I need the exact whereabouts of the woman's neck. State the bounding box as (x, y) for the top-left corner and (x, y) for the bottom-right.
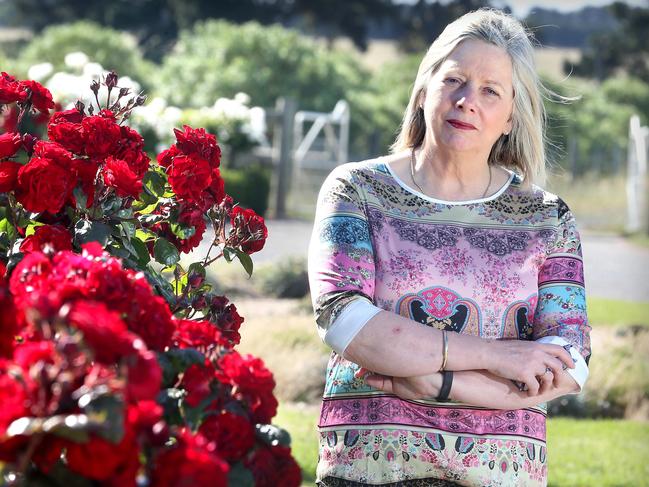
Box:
(413, 143), (502, 201)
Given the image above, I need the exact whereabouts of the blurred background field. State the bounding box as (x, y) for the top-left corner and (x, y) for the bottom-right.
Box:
(2, 0), (648, 485)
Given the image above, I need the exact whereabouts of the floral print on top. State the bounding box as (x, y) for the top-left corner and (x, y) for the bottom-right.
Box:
(307, 159), (591, 486)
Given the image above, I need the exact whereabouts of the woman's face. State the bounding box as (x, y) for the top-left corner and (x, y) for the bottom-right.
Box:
(421, 38), (515, 157)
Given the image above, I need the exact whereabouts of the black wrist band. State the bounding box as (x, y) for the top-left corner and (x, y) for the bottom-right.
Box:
(436, 370), (454, 402)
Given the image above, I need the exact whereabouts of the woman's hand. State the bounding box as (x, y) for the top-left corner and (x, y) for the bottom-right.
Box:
(484, 339), (576, 396)
(355, 368), (443, 400)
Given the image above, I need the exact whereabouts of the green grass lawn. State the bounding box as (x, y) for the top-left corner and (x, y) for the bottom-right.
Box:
(276, 404), (649, 487)
(587, 297), (649, 327)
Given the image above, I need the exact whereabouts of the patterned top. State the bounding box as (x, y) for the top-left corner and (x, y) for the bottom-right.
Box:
(307, 158), (592, 486)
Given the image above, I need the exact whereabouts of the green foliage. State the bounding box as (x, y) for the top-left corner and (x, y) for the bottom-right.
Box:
(544, 77), (635, 175)
(255, 257), (309, 299)
(351, 53), (421, 154)
(221, 164), (271, 217)
(157, 20), (364, 111)
(601, 76), (649, 124)
(17, 21), (155, 87)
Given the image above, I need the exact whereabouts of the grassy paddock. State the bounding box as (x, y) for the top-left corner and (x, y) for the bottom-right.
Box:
(587, 297), (649, 327)
(276, 403), (649, 487)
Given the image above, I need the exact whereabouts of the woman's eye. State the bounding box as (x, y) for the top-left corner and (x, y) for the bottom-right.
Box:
(445, 78), (460, 85)
(485, 87), (500, 97)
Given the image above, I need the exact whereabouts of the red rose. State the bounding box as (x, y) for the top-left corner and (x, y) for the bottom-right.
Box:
(66, 430), (137, 481)
(72, 158), (100, 207)
(0, 279), (18, 358)
(181, 362), (216, 408)
(48, 109), (85, 154)
(19, 79), (54, 114)
(151, 430), (229, 487)
(67, 300), (138, 363)
(16, 156), (74, 213)
(9, 251), (54, 312)
(0, 72), (27, 104)
(131, 294), (174, 352)
(0, 161), (21, 193)
(217, 351), (277, 423)
(173, 125), (221, 168)
(173, 319), (227, 352)
(33, 140), (74, 169)
(12, 340), (54, 370)
(0, 132), (22, 159)
(168, 154), (212, 203)
(158, 203), (206, 253)
(115, 125), (149, 178)
(230, 206), (268, 254)
(0, 361), (31, 435)
(157, 144), (180, 168)
(20, 224), (73, 254)
(103, 156), (143, 198)
(245, 446), (302, 487)
(209, 295), (243, 345)
(126, 349), (162, 402)
(81, 114), (121, 159)
(198, 411), (255, 461)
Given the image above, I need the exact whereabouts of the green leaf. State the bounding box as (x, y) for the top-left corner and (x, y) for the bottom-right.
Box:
(227, 462), (255, 487)
(164, 348), (205, 375)
(101, 196), (122, 215)
(73, 219), (112, 246)
(139, 213), (167, 225)
(135, 229), (156, 242)
(80, 393), (125, 444)
(143, 170), (167, 198)
(154, 237), (180, 267)
(235, 248), (254, 277)
(0, 218), (18, 242)
(158, 388), (185, 427)
(187, 262), (206, 279)
(223, 246), (236, 263)
(121, 221), (136, 239)
(170, 222), (196, 240)
(73, 186), (87, 211)
(25, 221), (45, 237)
(133, 190), (157, 209)
(255, 423), (291, 447)
(131, 237), (150, 266)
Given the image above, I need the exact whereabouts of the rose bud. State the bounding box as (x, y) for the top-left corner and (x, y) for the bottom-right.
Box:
(135, 95), (147, 107)
(192, 295), (207, 310)
(90, 80), (100, 95)
(105, 71), (118, 89)
(22, 134), (38, 155)
(75, 100), (85, 115)
(188, 271), (204, 289)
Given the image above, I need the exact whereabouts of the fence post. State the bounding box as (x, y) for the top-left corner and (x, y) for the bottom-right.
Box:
(626, 115), (648, 234)
(272, 97), (297, 219)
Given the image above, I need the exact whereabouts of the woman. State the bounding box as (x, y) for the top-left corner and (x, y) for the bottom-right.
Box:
(307, 8), (591, 487)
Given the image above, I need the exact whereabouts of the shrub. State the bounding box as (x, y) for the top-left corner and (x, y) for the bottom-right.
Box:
(221, 164), (271, 217)
(255, 257), (310, 299)
(17, 21), (154, 89)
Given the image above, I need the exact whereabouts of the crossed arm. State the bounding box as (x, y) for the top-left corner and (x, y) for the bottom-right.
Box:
(343, 309), (581, 410)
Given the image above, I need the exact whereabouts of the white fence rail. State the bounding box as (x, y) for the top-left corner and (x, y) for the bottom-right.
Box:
(626, 115), (649, 233)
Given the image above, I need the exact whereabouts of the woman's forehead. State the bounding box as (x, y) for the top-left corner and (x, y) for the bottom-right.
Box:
(435, 40), (513, 85)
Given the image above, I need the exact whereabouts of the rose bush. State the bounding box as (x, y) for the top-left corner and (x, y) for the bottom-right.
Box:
(0, 71), (300, 486)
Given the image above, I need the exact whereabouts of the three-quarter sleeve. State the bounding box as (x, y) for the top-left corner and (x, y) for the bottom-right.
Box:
(533, 198), (592, 392)
(307, 164), (381, 355)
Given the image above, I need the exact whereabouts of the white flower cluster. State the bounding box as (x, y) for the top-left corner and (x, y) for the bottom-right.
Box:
(28, 52), (141, 110)
(196, 93), (267, 145)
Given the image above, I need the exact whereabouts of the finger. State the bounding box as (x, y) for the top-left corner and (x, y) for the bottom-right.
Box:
(364, 374), (393, 393)
(541, 344), (575, 369)
(354, 367), (371, 379)
(538, 369), (554, 395)
(525, 375), (540, 396)
(544, 357), (565, 387)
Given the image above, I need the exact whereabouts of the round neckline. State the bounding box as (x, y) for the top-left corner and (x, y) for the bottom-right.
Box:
(381, 159), (516, 205)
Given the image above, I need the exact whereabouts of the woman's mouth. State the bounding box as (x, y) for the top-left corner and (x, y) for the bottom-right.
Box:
(447, 119), (477, 130)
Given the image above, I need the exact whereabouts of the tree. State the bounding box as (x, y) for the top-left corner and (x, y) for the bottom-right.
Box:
(6, 0), (396, 60)
(566, 2), (649, 82)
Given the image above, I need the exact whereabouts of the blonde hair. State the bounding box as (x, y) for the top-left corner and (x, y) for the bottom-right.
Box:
(391, 8), (554, 187)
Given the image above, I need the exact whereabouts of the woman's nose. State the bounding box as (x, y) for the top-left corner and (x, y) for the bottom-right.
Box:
(454, 86), (477, 111)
